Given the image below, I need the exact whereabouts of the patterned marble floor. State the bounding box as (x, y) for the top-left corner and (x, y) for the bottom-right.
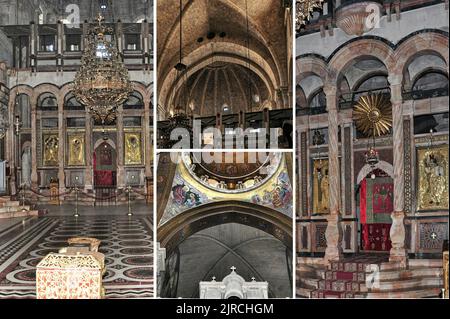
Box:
(0, 214), (153, 299)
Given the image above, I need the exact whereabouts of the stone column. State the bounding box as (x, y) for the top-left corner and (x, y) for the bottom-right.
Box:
(57, 96), (65, 193)
(144, 98), (152, 179)
(323, 85), (342, 262)
(116, 106), (125, 188)
(7, 93), (16, 194)
(84, 111), (93, 190)
(388, 74), (408, 268)
(30, 99), (38, 189)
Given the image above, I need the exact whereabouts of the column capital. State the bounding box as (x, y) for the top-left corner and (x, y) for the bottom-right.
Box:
(323, 84), (337, 97)
(388, 73), (402, 87)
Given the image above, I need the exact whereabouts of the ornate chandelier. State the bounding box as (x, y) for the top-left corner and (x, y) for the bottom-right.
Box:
(296, 0), (324, 30)
(73, 14), (132, 124)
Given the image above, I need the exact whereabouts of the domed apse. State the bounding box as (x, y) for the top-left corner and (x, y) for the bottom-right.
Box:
(173, 62), (271, 117)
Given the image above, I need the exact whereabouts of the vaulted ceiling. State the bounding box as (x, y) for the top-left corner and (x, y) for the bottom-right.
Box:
(157, 0), (292, 118)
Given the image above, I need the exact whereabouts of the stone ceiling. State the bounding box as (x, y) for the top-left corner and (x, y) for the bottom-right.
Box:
(157, 0), (291, 116)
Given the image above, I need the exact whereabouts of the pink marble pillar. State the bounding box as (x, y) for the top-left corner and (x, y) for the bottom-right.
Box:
(324, 85), (343, 262)
(57, 96), (65, 193)
(144, 98), (152, 180)
(84, 111), (93, 190)
(116, 106), (125, 188)
(388, 74), (408, 268)
(30, 100), (38, 189)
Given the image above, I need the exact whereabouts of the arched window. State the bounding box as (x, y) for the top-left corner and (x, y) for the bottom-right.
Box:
(37, 92), (57, 111)
(124, 91), (144, 109)
(412, 71), (449, 99)
(308, 88), (326, 114)
(352, 75), (389, 103)
(64, 92), (84, 111)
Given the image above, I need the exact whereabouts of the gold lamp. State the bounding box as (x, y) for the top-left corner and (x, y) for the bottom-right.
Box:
(73, 14), (132, 125)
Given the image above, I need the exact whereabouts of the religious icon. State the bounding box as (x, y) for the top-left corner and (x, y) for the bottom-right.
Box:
(43, 134), (59, 166)
(313, 159), (329, 214)
(68, 133), (85, 166)
(417, 145), (448, 210)
(124, 132), (142, 165)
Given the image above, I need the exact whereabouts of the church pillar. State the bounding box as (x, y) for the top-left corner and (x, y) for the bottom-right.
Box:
(323, 84), (342, 262)
(388, 74), (408, 268)
(30, 99), (38, 189)
(144, 98), (152, 179)
(84, 111), (93, 190)
(57, 96), (65, 193)
(7, 93), (16, 195)
(117, 106), (125, 188)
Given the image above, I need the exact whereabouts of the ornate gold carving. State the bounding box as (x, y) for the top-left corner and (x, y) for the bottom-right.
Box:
(68, 133), (85, 166)
(417, 145), (449, 211)
(37, 253), (102, 269)
(353, 94), (392, 137)
(313, 159), (329, 214)
(43, 134), (59, 166)
(124, 132), (142, 165)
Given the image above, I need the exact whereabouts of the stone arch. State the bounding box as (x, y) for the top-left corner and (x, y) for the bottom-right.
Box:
(159, 48), (277, 115)
(93, 138), (116, 151)
(31, 83), (60, 106)
(327, 39), (395, 85)
(394, 31), (449, 78)
(356, 160), (394, 185)
(158, 0), (282, 88)
(351, 70), (389, 92)
(296, 55), (329, 84)
(158, 200), (292, 255)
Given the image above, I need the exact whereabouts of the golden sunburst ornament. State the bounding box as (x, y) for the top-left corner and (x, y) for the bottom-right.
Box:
(353, 94), (392, 137)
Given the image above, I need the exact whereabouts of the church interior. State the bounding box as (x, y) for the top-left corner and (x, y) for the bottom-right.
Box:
(0, 0), (448, 301)
(156, 0), (293, 149)
(156, 151), (293, 298)
(295, 0), (449, 298)
(0, 0), (153, 298)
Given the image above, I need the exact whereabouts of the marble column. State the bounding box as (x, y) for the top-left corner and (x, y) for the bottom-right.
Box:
(30, 100), (38, 189)
(388, 74), (408, 268)
(7, 93), (16, 195)
(57, 96), (65, 193)
(144, 98), (152, 179)
(116, 106), (125, 188)
(323, 85), (343, 262)
(84, 111), (93, 190)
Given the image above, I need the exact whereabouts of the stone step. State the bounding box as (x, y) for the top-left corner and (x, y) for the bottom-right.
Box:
(370, 276), (443, 292)
(298, 277), (320, 289)
(366, 287), (441, 299)
(0, 205), (31, 213)
(2, 200), (21, 207)
(379, 268), (443, 281)
(297, 257), (327, 267)
(296, 287), (313, 298)
(325, 270), (366, 282)
(409, 259), (442, 268)
(0, 210), (42, 219)
(311, 289), (366, 299)
(318, 279), (368, 293)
